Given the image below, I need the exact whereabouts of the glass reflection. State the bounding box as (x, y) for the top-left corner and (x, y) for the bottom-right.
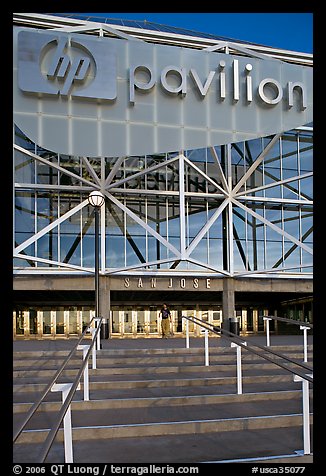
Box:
(14, 126), (313, 276)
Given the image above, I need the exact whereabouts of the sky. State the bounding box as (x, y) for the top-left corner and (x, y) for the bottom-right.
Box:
(66, 12), (313, 54)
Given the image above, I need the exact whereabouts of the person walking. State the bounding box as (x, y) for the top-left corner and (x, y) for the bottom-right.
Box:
(160, 303), (171, 338)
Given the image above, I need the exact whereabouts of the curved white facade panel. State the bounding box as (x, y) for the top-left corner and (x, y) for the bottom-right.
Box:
(13, 27), (312, 157)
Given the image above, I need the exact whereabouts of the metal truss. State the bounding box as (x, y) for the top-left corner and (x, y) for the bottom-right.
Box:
(13, 13), (313, 67)
(13, 130), (313, 279)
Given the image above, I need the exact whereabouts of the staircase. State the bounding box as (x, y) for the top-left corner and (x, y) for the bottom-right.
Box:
(13, 337), (313, 463)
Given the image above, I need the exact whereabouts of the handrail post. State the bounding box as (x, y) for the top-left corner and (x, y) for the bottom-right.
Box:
(51, 383), (80, 463)
(263, 317), (272, 346)
(77, 345), (90, 401)
(300, 326), (309, 363)
(204, 329), (209, 366)
(90, 327), (97, 369)
(94, 317), (101, 351)
(294, 374), (313, 455)
(231, 341), (247, 394)
(185, 318), (189, 349)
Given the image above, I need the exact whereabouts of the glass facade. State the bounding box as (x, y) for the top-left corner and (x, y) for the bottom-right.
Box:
(14, 126), (313, 277)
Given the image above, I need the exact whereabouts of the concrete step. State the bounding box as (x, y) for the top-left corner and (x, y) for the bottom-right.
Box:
(13, 424), (313, 463)
(13, 344), (313, 354)
(13, 389), (312, 435)
(13, 353), (308, 367)
(13, 375), (303, 404)
(13, 389), (308, 413)
(12, 348), (313, 368)
(13, 356), (313, 373)
(14, 412), (312, 445)
(13, 358), (311, 381)
(13, 344), (313, 358)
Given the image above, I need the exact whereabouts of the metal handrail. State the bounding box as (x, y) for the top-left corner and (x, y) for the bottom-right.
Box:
(38, 317), (103, 463)
(264, 315), (313, 329)
(182, 315), (313, 383)
(13, 316), (100, 444)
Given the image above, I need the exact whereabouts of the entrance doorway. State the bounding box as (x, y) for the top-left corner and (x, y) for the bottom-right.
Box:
(111, 306), (175, 337)
(236, 308), (275, 334)
(13, 307), (95, 338)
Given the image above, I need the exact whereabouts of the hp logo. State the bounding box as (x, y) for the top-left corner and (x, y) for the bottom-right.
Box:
(18, 30), (117, 101)
(46, 37), (92, 96)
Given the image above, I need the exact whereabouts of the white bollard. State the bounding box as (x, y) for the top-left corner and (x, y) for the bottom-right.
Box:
(294, 374), (313, 455)
(51, 382), (80, 463)
(77, 345), (90, 401)
(231, 342), (247, 394)
(263, 317), (272, 347)
(185, 319), (190, 349)
(300, 326), (310, 363)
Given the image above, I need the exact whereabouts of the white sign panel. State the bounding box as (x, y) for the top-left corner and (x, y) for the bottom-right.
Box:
(13, 28), (313, 157)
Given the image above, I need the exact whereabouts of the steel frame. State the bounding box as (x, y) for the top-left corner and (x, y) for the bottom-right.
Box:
(14, 130), (313, 279)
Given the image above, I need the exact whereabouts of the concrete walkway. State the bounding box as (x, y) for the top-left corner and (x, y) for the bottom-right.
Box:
(13, 334), (313, 352)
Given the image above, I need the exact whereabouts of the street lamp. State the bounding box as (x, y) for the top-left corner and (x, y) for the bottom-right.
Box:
(88, 190), (105, 208)
(88, 191), (106, 343)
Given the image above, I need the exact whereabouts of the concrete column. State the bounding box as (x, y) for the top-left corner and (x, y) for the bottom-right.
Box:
(99, 276), (111, 338)
(222, 278), (235, 332)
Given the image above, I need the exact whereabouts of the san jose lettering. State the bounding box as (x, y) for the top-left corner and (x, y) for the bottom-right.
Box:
(124, 277), (211, 289)
(129, 59), (306, 110)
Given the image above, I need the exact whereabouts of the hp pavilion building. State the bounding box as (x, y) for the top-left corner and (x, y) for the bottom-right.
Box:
(13, 13), (313, 339)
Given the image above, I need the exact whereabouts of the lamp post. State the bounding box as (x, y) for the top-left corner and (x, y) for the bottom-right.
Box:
(88, 191), (106, 343)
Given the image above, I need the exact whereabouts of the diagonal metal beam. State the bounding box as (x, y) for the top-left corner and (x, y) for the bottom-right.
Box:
(13, 253), (94, 273)
(104, 156), (126, 187)
(204, 41), (277, 61)
(185, 198), (230, 258)
(63, 209), (94, 264)
(107, 155), (180, 190)
(50, 22), (143, 41)
(105, 192), (180, 258)
(234, 172), (313, 198)
(261, 169), (312, 202)
(183, 156), (228, 196)
(233, 222), (250, 271)
(98, 24), (144, 41)
(226, 43), (278, 61)
(234, 263), (313, 277)
(81, 157), (101, 186)
(106, 258), (177, 275)
(169, 260), (181, 269)
(109, 203), (146, 264)
(209, 146), (229, 192)
(272, 226), (313, 269)
(14, 145), (96, 188)
(13, 246), (37, 267)
(235, 196), (313, 205)
(203, 41), (229, 52)
(231, 198), (313, 255)
(237, 138), (312, 202)
(14, 200), (89, 254)
(232, 134), (281, 195)
(187, 257), (232, 276)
